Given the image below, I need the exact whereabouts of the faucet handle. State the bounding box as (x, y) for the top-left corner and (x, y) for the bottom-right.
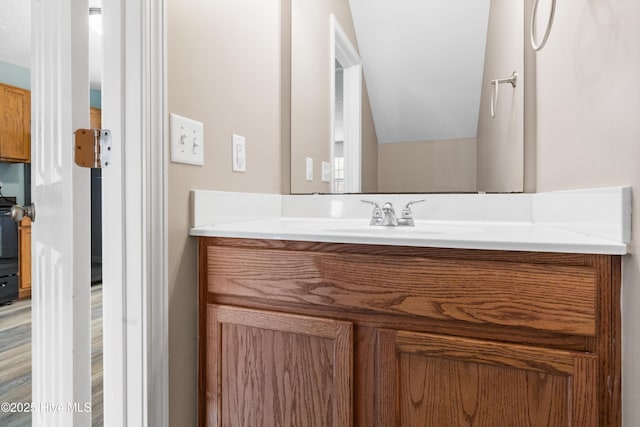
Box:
(401, 199), (426, 218)
(361, 200), (383, 225)
(361, 199), (380, 209)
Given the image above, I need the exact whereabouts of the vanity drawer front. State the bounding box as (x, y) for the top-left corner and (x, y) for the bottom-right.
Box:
(206, 246), (598, 337)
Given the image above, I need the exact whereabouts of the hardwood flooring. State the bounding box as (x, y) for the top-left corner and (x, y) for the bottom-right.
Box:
(0, 284), (103, 426)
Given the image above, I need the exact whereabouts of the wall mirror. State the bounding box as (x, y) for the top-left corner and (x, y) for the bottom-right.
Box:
(290, 0), (524, 194)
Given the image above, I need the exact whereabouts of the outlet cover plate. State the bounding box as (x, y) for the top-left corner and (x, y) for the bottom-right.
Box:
(321, 161), (331, 182)
(232, 134), (246, 172)
(306, 157), (313, 181)
(170, 113), (204, 165)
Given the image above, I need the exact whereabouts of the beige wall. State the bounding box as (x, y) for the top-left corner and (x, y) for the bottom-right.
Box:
(476, 0), (524, 193)
(290, 0), (378, 193)
(378, 138), (476, 193)
(167, 0), (290, 425)
(531, 0), (640, 423)
(360, 82), (378, 193)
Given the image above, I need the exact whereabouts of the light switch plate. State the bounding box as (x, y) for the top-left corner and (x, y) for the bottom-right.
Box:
(170, 113), (204, 165)
(306, 157), (313, 182)
(321, 161), (331, 183)
(232, 134), (246, 172)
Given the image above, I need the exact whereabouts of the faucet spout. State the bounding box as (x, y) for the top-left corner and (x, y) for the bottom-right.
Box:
(381, 202), (398, 226)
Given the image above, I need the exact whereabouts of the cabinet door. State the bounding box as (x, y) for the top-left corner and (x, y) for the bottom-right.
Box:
(377, 330), (597, 427)
(207, 305), (353, 427)
(0, 83), (30, 162)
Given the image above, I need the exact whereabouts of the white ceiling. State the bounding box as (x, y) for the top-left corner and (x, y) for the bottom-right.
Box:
(0, 0), (103, 90)
(0, 0), (30, 69)
(348, 0), (491, 143)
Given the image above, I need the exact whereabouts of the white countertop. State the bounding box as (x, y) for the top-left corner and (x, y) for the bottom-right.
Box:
(189, 187), (631, 255)
(190, 217), (628, 255)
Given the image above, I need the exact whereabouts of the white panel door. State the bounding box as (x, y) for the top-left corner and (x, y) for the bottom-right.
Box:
(31, 0), (92, 425)
(31, 1), (168, 426)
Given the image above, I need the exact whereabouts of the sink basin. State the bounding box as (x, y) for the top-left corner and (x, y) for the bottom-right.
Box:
(323, 223), (479, 235)
(283, 218), (481, 236)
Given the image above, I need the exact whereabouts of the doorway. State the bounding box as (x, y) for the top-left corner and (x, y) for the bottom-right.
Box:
(330, 15), (362, 193)
(0, 1), (167, 425)
(0, 1), (104, 425)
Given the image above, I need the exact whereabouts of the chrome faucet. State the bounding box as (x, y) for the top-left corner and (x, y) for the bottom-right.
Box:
(398, 199), (426, 226)
(362, 199), (425, 226)
(361, 200), (384, 225)
(381, 202), (398, 226)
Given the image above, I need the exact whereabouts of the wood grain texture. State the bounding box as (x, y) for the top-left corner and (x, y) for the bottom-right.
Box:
(0, 284), (104, 426)
(198, 238), (621, 427)
(207, 294), (592, 351)
(18, 218), (31, 299)
(207, 305), (352, 427)
(203, 237), (591, 266)
(353, 326), (376, 427)
(207, 245), (597, 336)
(0, 83), (30, 162)
(90, 107), (101, 129)
(198, 238), (209, 427)
(378, 329), (598, 427)
(586, 255), (621, 427)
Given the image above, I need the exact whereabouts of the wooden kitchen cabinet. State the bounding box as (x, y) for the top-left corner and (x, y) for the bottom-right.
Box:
(205, 305), (352, 426)
(90, 107), (101, 129)
(18, 217), (31, 299)
(198, 238), (621, 427)
(0, 82), (31, 162)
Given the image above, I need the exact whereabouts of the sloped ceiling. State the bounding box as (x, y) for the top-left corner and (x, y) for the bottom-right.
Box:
(348, 0), (491, 143)
(0, 0), (103, 90)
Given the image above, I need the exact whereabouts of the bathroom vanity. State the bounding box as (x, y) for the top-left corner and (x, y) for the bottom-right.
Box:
(192, 188), (628, 426)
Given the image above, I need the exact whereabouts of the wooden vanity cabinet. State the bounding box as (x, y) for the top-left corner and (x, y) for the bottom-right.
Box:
(198, 237), (621, 427)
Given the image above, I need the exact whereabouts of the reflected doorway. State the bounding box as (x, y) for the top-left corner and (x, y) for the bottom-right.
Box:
(330, 15), (362, 193)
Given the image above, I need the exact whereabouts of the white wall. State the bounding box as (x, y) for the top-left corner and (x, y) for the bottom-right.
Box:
(532, 0), (640, 423)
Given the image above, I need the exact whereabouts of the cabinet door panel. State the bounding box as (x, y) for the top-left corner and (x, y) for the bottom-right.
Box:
(378, 330), (597, 427)
(207, 305), (352, 427)
(0, 84), (30, 162)
(18, 218), (32, 298)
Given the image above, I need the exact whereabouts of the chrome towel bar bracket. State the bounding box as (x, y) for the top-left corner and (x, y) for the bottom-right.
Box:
(490, 71), (517, 119)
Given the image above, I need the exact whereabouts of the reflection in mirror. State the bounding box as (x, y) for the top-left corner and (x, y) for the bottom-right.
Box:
(330, 16), (363, 193)
(333, 61), (345, 193)
(291, 0), (524, 194)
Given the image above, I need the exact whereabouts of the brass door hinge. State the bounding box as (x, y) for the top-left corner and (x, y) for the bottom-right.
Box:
(74, 129), (112, 168)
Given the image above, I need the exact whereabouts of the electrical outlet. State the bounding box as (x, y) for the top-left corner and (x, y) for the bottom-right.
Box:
(170, 113), (204, 165)
(232, 134), (246, 172)
(306, 157), (313, 181)
(321, 161), (331, 183)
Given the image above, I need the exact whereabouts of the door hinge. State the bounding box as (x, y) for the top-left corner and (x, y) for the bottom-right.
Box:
(74, 129), (112, 168)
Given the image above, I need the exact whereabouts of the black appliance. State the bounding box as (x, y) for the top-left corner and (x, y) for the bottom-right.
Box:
(0, 197), (19, 305)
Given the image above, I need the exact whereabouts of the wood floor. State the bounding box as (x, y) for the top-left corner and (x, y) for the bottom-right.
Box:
(0, 284), (103, 426)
